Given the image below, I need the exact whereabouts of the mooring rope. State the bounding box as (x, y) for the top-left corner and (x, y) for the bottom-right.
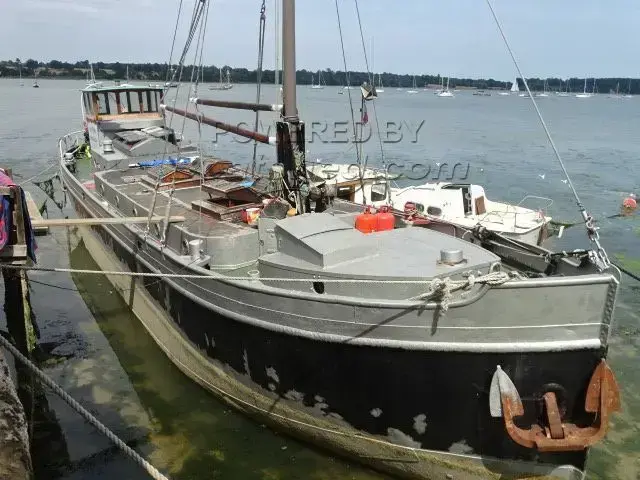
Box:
(0, 264), (510, 286)
(408, 272), (511, 309)
(0, 334), (170, 480)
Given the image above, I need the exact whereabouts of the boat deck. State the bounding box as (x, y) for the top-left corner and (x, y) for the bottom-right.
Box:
(98, 168), (257, 239)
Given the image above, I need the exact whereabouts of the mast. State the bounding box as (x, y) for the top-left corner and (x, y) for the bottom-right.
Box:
(279, 0), (309, 213)
(282, 0), (297, 121)
(274, 0), (281, 86)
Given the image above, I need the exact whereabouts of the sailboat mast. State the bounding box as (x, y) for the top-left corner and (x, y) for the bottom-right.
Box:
(278, 0), (308, 213)
(282, 0), (297, 120)
(275, 0), (281, 86)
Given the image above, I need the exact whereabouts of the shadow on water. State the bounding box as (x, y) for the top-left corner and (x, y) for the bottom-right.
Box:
(66, 231), (386, 480)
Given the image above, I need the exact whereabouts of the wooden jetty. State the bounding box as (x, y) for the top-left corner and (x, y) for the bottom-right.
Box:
(24, 191), (48, 236)
(0, 175), (34, 479)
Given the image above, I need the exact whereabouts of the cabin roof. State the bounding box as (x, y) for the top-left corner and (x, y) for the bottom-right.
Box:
(82, 82), (163, 93)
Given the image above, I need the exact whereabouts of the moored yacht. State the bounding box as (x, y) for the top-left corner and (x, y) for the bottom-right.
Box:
(307, 164), (553, 246)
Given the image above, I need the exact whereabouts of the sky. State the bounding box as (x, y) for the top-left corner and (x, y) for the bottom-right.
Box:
(2, 0), (640, 80)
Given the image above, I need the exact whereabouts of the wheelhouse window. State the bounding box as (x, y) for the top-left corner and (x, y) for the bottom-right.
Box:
(101, 90), (160, 115)
(92, 89), (161, 116)
(82, 92), (93, 116)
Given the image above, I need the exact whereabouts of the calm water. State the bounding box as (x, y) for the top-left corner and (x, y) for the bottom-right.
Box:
(0, 79), (638, 479)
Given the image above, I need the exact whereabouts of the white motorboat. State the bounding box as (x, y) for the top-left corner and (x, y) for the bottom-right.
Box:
(307, 164), (553, 246)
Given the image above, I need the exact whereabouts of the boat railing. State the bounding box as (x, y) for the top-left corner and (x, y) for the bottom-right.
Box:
(478, 195), (553, 228)
(58, 131), (85, 158)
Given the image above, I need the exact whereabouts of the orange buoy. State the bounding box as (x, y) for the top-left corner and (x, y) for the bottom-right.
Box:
(622, 194), (637, 210)
(355, 207), (377, 234)
(375, 205), (395, 232)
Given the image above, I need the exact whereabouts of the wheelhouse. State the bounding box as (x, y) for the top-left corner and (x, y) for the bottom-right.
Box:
(82, 83), (164, 124)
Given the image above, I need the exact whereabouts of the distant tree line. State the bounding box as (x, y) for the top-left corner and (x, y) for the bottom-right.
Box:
(0, 58), (637, 94)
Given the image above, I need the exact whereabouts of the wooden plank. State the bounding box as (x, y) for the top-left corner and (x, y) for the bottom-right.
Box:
(30, 215), (186, 228)
(24, 191), (49, 236)
(0, 245), (27, 259)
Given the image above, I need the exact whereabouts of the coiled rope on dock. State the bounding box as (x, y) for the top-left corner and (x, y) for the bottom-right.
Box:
(0, 334), (170, 480)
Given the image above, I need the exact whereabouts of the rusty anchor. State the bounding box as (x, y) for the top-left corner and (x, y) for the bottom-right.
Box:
(489, 360), (620, 452)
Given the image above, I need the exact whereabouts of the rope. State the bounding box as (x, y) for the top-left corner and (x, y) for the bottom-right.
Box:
(17, 162), (59, 187)
(485, 0), (610, 271)
(147, 0), (209, 239)
(0, 333), (170, 480)
(334, 0), (365, 203)
(409, 272), (511, 310)
(164, 0), (184, 87)
(0, 263), (511, 287)
(251, 0), (268, 176)
(352, 0), (388, 201)
(613, 261), (640, 283)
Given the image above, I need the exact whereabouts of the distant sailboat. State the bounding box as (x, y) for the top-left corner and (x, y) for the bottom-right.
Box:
(623, 79), (633, 98)
(510, 77), (520, 93)
(375, 73), (384, 93)
(19, 61), (24, 87)
(535, 79), (550, 97)
(369, 39), (383, 93)
(311, 71), (325, 89)
(32, 72), (39, 88)
(437, 77), (454, 97)
(165, 65), (179, 88)
(557, 79), (570, 97)
(575, 78), (593, 98)
(407, 75), (419, 94)
(497, 80), (510, 95)
(342, 72), (356, 90)
(609, 82), (623, 99)
(209, 68), (233, 91)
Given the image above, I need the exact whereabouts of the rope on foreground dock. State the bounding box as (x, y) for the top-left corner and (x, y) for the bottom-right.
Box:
(0, 334), (170, 480)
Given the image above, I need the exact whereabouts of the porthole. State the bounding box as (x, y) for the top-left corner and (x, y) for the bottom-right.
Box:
(100, 183), (105, 194)
(114, 195), (120, 207)
(182, 239), (190, 255)
(132, 206), (138, 216)
(312, 282), (325, 294)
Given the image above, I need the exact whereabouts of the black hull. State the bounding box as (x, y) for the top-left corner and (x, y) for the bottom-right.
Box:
(65, 193), (606, 480)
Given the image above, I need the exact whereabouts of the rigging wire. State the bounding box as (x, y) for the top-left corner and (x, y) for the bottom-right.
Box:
(251, 0), (268, 176)
(161, 0), (211, 245)
(353, 0), (388, 200)
(274, 0), (281, 92)
(334, 0), (365, 203)
(484, 0), (611, 271)
(195, 0), (211, 238)
(163, 0), (185, 89)
(146, 0), (209, 240)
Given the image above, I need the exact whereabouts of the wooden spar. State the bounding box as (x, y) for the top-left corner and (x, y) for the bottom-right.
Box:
(193, 98), (282, 112)
(30, 216), (186, 227)
(162, 104), (274, 145)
